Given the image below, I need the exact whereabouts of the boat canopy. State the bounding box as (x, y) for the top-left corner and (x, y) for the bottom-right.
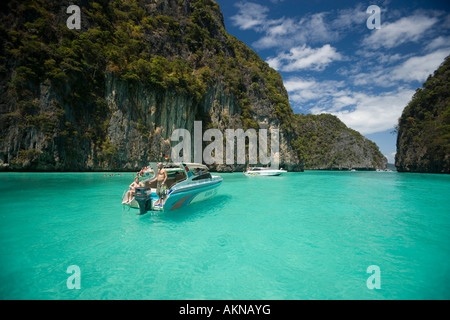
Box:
(146, 162), (210, 176)
(184, 163), (210, 172)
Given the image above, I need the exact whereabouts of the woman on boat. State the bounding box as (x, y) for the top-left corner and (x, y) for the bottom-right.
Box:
(123, 176), (142, 204)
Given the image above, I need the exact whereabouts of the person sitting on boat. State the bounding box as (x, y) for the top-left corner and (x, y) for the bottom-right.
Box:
(151, 162), (167, 207)
(194, 167), (203, 176)
(124, 176), (142, 204)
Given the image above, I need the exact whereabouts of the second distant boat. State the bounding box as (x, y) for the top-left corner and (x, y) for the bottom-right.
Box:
(244, 167), (287, 176)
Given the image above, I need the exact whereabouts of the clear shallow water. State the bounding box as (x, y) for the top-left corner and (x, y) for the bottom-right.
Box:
(0, 171), (449, 300)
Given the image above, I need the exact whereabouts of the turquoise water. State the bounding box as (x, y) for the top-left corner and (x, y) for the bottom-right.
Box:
(0, 171), (449, 300)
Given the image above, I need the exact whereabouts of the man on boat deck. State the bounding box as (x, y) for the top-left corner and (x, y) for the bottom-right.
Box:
(153, 162), (167, 207)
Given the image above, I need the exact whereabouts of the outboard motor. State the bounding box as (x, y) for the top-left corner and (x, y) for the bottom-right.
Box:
(134, 187), (151, 215)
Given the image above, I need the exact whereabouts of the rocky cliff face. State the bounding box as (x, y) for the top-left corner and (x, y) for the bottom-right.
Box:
(0, 0), (302, 171)
(0, 0), (383, 172)
(293, 114), (387, 170)
(396, 56), (450, 173)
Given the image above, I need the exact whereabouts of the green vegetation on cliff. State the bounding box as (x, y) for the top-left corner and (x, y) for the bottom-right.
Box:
(292, 113), (386, 170)
(0, 0), (295, 170)
(396, 55), (450, 173)
(0, 0), (384, 171)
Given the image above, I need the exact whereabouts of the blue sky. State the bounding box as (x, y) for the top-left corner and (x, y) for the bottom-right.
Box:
(214, 0), (450, 163)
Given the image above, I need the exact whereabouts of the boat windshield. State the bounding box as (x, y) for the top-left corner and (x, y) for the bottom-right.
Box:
(187, 164), (209, 174)
(141, 162), (187, 189)
(185, 163), (212, 181)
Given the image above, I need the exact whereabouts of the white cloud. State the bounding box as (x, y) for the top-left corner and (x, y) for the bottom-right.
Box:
(425, 36), (450, 51)
(385, 152), (396, 164)
(354, 48), (407, 66)
(252, 12), (338, 49)
(331, 5), (368, 30)
(231, 2), (367, 50)
(350, 49), (449, 87)
(284, 77), (345, 107)
(330, 89), (415, 134)
(305, 13), (336, 42)
(391, 49), (449, 82)
(444, 13), (450, 29)
(252, 18), (298, 49)
(266, 18), (296, 36)
(267, 44), (343, 71)
(229, 3), (449, 137)
(230, 2), (269, 31)
(363, 14), (439, 49)
(285, 77), (415, 135)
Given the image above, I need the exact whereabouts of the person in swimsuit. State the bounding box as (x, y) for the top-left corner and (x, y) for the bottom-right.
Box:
(124, 176), (142, 204)
(153, 162), (167, 207)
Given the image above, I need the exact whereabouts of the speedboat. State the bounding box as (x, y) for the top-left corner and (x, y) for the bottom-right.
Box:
(243, 167), (287, 176)
(122, 162), (223, 215)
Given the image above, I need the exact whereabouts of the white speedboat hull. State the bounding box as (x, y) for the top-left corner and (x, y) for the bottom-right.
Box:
(244, 169), (287, 176)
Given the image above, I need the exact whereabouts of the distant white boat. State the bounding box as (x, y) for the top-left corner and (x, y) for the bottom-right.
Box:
(244, 167), (287, 176)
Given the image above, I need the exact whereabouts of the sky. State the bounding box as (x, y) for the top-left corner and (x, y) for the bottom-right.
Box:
(214, 0), (450, 163)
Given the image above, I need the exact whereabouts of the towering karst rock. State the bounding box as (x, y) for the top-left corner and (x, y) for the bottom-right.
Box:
(396, 56), (450, 173)
(0, 0), (386, 171)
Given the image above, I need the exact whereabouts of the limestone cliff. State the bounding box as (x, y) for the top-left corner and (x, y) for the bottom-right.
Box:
(395, 56), (450, 173)
(0, 0), (384, 172)
(293, 114), (387, 170)
(0, 0), (303, 171)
